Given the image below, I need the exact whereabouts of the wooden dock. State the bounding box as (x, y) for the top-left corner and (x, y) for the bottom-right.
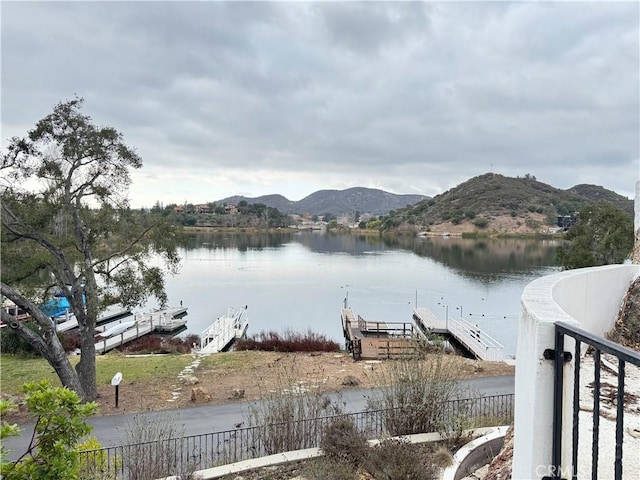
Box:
(413, 307), (504, 362)
(341, 307), (422, 360)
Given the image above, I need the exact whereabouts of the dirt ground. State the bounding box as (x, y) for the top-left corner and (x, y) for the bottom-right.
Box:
(91, 351), (514, 418)
(4, 351), (514, 424)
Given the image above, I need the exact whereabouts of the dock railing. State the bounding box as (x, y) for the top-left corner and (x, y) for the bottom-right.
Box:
(199, 318), (234, 353)
(447, 317), (504, 361)
(357, 315), (418, 338)
(199, 308), (246, 353)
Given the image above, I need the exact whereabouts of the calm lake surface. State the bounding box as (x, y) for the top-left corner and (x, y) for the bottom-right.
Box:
(158, 232), (560, 357)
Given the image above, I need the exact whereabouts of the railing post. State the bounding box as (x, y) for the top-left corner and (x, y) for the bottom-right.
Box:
(549, 326), (565, 478)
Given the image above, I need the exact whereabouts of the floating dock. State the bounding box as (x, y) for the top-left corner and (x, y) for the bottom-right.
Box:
(413, 307), (504, 362)
(341, 306), (422, 360)
(94, 307), (188, 354)
(55, 304), (133, 333)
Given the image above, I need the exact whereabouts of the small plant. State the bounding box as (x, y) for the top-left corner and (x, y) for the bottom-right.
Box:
(439, 414), (474, 450)
(473, 217), (489, 228)
(1, 400), (21, 475)
(247, 363), (343, 455)
(77, 436), (120, 480)
(366, 352), (465, 436)
(319, 417), (368, 468)
(302, 457), (359, 480)
(121, 411), (200, 480)
(363, 438), (438, 480)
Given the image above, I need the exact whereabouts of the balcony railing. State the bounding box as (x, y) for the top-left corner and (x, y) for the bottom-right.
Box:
(546, 321), (640, 480)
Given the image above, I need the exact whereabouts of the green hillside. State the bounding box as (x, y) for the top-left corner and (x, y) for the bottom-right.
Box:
(380, 173), (633, 235)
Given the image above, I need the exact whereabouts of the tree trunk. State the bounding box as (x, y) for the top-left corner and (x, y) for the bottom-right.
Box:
(75, 308), (98, 400)
(0, 283), (87, 399)
(74, 272), (98, 400)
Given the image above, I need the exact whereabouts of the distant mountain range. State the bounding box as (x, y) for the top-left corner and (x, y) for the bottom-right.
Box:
(216, 188), (429, 216)
(214, 175), (633, 228)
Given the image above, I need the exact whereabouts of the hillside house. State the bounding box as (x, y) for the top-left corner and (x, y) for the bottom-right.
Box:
(195, 204), (211, 214)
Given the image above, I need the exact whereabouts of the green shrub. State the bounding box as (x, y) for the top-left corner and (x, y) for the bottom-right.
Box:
(302, 457), (359, 480)
(1, 381), (97, 479)
(77, 436), (120, 480)
(0, 323), (38, 355)
(236, 329), (339, 353)
(473, 217), (489, 228)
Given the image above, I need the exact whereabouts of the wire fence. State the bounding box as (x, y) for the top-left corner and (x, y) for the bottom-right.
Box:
(78, 393), (513, 479)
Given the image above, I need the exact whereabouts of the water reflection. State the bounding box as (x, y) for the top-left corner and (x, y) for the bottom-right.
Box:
(393, 236), (559, 280)
(182, 231), (559, 277)
(183, 231), (292, 251)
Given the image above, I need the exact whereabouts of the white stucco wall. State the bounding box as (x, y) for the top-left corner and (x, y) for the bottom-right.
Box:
(635, 181), (640, 233)
(513, 264), (640, 479)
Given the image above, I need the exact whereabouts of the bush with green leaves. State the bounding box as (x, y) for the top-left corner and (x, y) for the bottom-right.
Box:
(0, 322), (39, 355)
(473, 217), (489, 228)
(0, 380), (97, 480)
(76, 436), (120, 480)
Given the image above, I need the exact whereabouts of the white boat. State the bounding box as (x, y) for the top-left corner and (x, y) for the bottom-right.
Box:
(96, 320), (136, 338)
(56, 305), (133, 333)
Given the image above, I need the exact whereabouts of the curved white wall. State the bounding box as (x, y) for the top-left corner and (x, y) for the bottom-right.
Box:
(513, 264), (639, 479)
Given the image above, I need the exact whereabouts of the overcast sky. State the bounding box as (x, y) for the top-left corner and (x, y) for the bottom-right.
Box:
(2, 2), (639, 208)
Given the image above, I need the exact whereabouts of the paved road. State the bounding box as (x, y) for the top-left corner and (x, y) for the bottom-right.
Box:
(3, 375), (513, 458)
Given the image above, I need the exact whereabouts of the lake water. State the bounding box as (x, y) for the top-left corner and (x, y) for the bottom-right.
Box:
(157, 232), (560, 357)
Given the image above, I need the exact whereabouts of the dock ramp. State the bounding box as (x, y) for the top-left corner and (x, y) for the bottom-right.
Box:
(199, 307), (249, 354)
(413, 308), (504, 361)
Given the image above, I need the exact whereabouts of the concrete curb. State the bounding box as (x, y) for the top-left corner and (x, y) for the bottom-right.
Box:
(160, 426), (501, 480)
(442, 425), (509, 480)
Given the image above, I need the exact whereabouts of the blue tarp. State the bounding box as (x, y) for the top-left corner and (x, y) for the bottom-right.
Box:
(41, 296), (72, 318)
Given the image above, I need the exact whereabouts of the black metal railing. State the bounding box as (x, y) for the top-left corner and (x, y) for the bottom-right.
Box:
(78, 393), (513, 479)
(546, 321), (640, 480)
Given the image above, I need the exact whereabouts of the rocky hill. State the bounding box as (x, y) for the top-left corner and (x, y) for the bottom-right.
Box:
(388, 173), (633, 235)
(217, 187), (428, 217)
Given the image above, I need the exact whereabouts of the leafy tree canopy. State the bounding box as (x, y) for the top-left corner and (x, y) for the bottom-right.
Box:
(556, 202), (633, 270)
(1, 98), (181, 400)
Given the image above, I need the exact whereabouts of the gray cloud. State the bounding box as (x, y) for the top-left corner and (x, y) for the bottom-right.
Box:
(2, 1), (638, 206)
